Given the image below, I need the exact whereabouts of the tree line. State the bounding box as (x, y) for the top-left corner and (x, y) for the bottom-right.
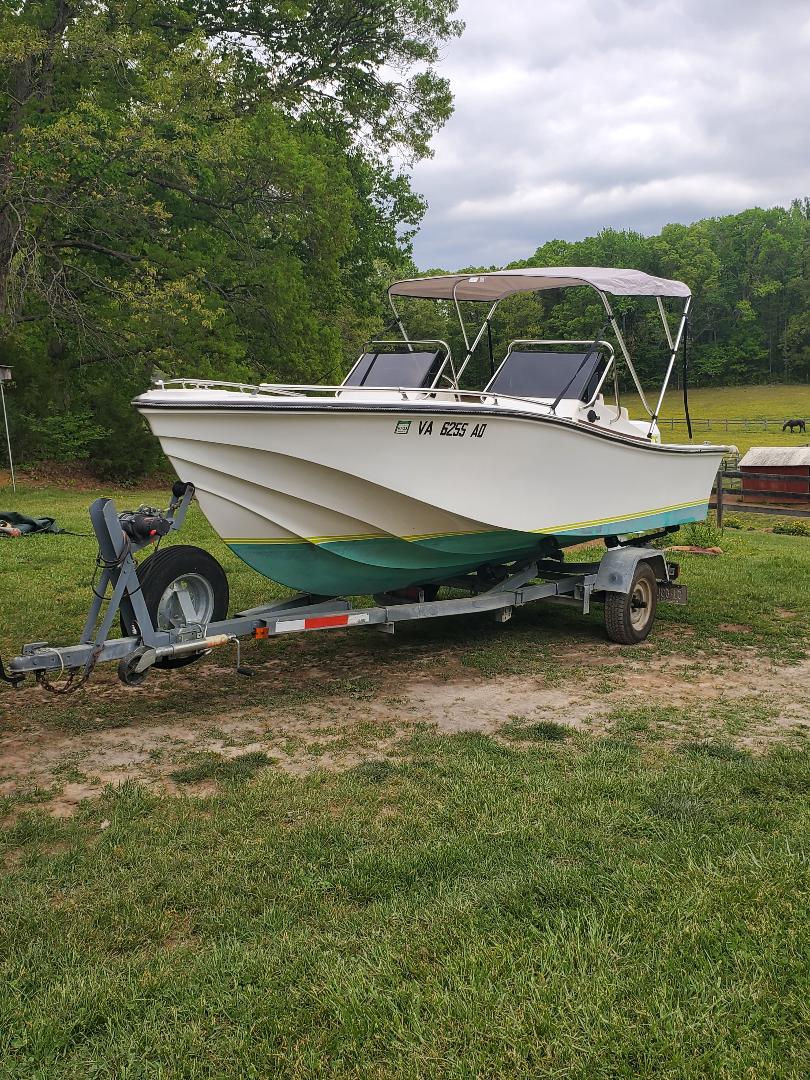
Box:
(0, 0), (460, 474)
(408, 201), (810, 396)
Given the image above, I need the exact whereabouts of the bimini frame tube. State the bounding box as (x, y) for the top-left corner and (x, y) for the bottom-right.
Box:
(452, 279), (470, 353)
(649, 295), (691, 437)
(453, 297), (501, 385)
(387, 292), (414, 352)
(596, 291), (653, 418)
(388, 279), (500, 389)
(388, 275), (690, 416)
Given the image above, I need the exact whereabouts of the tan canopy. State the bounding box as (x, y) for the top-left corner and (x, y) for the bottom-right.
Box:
(389, 266), (691, 301)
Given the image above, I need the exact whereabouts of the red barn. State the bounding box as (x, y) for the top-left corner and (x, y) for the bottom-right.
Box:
(738, 447), (810, 504)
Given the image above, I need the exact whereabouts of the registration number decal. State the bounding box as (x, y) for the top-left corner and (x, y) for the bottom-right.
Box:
(394, 419), (487, 439)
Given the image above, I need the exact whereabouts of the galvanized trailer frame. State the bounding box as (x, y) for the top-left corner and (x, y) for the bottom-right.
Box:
(0, 483), (684, 691)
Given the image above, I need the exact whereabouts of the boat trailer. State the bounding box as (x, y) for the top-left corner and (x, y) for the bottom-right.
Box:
(0, 482), (686, 692)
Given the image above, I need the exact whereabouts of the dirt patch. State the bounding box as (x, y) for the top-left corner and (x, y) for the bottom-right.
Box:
(394, 677), (601, 735)
(1, 641), (808, 816)
(718, 623), (753, 633)
(5, 461), (172, 491)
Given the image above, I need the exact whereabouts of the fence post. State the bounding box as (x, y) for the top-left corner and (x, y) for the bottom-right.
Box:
(715, 467), (724, 529)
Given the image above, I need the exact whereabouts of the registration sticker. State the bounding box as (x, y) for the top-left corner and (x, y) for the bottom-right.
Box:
(394, 420), (411, 434)
(657, 583), (688, 605)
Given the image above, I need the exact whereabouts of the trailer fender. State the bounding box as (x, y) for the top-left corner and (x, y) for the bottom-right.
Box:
(594, 548), (669, 594)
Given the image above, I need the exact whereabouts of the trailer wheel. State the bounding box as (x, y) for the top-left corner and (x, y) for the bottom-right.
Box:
(118, 647), (155, 687)
(120, 545), (229, 669)
(604, 562), (658, 645)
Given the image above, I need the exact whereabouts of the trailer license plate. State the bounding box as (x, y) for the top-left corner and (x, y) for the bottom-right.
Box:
(658, 583), (688, 604)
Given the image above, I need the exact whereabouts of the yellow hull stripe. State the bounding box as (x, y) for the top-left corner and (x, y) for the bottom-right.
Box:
(223, 499), (707, 546)
(535, 498), (707, 534)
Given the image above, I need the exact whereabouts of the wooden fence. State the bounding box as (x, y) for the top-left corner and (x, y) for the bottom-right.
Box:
(659, 417), (807, 433)
(712, 468), (810, 524)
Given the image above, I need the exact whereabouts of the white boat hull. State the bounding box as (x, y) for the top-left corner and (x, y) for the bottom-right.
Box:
(136, 392), (725, 595)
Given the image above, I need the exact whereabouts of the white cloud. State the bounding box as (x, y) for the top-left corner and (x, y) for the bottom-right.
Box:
(410, 0), (810, 268)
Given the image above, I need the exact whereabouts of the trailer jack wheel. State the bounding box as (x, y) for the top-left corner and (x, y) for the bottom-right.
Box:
(604, 562), (658, 644)
(120, 545), (229, 669)
(118, 647), (156, 686)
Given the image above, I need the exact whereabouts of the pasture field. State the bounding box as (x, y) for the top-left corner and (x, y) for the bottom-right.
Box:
(637, 382), (810, 456)
(1, 485), (809, 1078)
(660, 383), (810, 420)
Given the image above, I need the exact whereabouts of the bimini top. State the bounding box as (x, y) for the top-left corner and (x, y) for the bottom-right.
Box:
(389, 266), (691, 302)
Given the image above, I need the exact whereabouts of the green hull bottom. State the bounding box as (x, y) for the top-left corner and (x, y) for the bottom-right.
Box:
(228, 503), (707, 596)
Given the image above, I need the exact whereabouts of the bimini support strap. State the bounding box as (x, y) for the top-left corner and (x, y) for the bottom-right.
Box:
(682, 317), (692, 439)
(647, 295), (692, 439)
(356, 314), (400, 386)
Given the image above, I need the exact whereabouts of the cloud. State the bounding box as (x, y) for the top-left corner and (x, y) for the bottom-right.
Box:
(410, 0), (810, 269)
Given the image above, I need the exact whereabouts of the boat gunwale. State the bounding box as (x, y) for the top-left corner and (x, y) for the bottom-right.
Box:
(133, 396), (732, 456)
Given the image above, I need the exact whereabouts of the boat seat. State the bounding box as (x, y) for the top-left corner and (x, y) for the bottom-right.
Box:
(485, 350), (607, 402)
(343, 350), (444, 389)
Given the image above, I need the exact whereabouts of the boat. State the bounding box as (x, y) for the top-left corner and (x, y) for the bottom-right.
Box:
(134, 267), (729, 596)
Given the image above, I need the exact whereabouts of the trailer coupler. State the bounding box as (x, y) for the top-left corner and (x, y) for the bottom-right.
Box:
(0, 654), (24, 689)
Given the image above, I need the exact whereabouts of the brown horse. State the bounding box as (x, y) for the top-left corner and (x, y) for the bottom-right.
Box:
(782, 418), (806, 433)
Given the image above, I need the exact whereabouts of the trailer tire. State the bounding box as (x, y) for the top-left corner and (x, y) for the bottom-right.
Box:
(604, 562), (657, 645)
(118, 647), (154, 686)
(120, 545), (229, 669)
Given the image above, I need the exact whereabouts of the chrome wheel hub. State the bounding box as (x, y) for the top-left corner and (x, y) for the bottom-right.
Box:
(156, 573), (215, 630)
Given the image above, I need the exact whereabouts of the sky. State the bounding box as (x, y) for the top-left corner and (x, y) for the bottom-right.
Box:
(409, 0), (810, 270)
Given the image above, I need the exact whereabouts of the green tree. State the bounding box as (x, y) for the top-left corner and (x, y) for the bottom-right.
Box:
(0, 0), (460, 473)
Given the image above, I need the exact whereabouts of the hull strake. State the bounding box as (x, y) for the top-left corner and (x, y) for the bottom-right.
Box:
(139, 403), (722, 594)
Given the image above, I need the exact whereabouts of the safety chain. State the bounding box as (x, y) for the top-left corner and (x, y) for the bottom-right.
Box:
(38, 666), (92, 695)
(35, 646), (99, 694)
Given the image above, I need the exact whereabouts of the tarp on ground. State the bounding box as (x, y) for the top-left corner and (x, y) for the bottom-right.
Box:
(0, 511), (63, 535)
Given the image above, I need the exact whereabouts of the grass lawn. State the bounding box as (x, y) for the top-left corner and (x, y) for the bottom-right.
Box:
(2, 736), (808, 1079)
(1, 484), (809, 1078)
(661, 383), (810, 419)
(636, 383), (810, 456)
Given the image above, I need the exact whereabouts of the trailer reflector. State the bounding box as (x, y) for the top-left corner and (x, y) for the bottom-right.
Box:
(275, 612), (371, 634)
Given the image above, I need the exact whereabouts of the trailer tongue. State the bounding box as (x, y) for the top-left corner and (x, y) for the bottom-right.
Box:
(1, 483), (685, 693)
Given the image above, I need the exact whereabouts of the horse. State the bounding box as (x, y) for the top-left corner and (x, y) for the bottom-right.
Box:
(782, 418), (806, 433)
